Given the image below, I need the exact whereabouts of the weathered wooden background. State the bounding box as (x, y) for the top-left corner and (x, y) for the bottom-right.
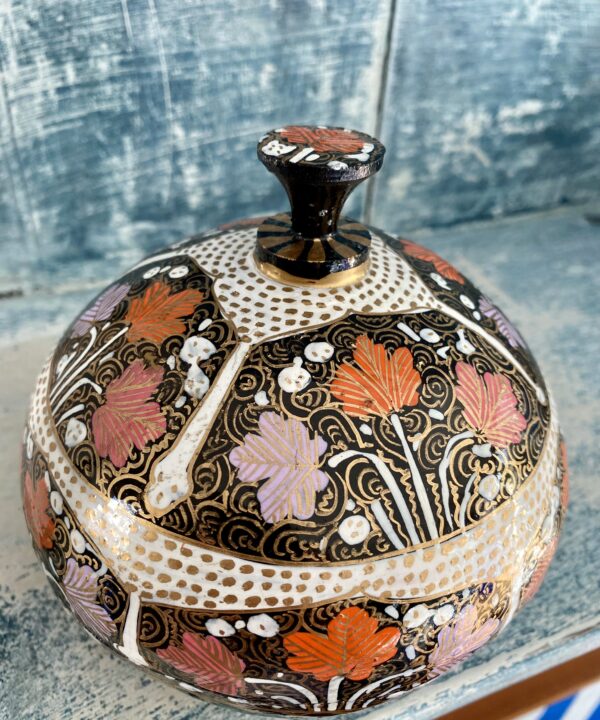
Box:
(0, 0), (599, 296)
(0, 4), (599, 717)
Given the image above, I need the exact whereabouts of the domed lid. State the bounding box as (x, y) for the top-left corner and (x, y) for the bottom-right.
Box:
(32, 125), (554, 614)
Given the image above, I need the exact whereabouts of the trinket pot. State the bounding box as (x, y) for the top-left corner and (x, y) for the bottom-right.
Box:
(22, 125), (567, 715)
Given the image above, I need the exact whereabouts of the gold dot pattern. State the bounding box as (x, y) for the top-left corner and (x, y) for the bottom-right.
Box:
(29, 359), (560, 613)
(136, 227), (437, 344)
(132, 226), (545, 403)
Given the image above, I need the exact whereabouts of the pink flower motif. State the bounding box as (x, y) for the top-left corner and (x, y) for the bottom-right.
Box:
(428, 604), (500, 678)
(229, 411), (329, 524)
(71, 283), (130, 337)
(62, 559), (116, 641)
(455, 362), (527, 449)
(157, 632), (245, 696)
(479, 296), (525, 349)
(23, 470), (55, 550)
(91, 359), (166, 468)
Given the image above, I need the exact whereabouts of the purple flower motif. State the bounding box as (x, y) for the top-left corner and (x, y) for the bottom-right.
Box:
(428, 604), (500, 678)
(479, 296), (525, 349)
(62, 559), (116, 640)
(71, 283), (130, 337)
(229, 411), (329, 524)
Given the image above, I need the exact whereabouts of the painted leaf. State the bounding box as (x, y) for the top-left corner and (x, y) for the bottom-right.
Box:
(23, 471), (55, 550)
(400, 239), (465, 284)
(330, 335), (421, 418)
(280, 126), (364, 153)
(92, 359), (166, 468)
(521, 537), (558, 606)
(229, 412), (329, 523)
(62, 559), (116, 640)
(559, 439), (569, 513)
(71, 283), (130, 337)
(125, 281), (203, 344)
(285, 606), (400, 682)
(455, 361), (527, 448)
(428, 604), (499, 678)
(479, 296), (525, 349)
(157, 631), (245, 696)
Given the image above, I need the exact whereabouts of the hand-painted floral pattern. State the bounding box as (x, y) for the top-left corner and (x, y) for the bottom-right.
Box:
(157, 631), (245, 696)
(455, 361), (527, 448)
(330, 335), (421, 418)
(62, 559), (116, 640)
(479, 296), (525, 349)
(521, 537), (559, 606)
(229, 411), (329, 523)
(428, 604), (500, 678)
(92, 359), (166, 468)
(125, 281), (203, 344)
(400, 239), (465, 284)
(24, 196), (561, 716)
(559, 439), (569, 513)
(280, 126), (364, 153)
(71, 283), (130, 337)
(23, 471), (55, 550)
(284, 606), (401, 682)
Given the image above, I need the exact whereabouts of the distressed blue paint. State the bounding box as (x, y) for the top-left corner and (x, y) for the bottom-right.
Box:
(372, 0), (600, 232)
(0, 208), (599, 719)
(0, 1), (600, 294)
(0, 0), (392, 293)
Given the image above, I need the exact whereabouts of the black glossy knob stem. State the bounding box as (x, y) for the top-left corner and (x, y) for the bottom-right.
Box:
(255, 126), (385, 286)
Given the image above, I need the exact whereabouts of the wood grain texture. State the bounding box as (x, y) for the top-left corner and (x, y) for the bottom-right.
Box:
(371, 0), (600, 232)
(0, 208), (599, 719)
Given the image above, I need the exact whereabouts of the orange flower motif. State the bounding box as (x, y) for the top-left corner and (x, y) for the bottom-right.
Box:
(521, 537), (558, 606)
(400, 239), (465, 284)
(23, 471), (55, 550)
(330, 336), (421, 418)
(280, 126), (365, 154)
(284, 607), (400, 682)
(455, 361), (527, 449)
(125, 281), (203, 344)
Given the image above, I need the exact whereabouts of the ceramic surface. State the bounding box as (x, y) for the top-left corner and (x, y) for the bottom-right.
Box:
(21, 128), (566, 716)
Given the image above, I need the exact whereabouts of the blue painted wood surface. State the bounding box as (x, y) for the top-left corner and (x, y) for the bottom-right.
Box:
(0, 208), (599, 719)
(0, 0), (599, 295)
(371, 0), (600, 232)
(0, 0), (392, 293)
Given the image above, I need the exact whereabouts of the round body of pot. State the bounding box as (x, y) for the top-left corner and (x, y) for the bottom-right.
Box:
(22, 126), (567, 716)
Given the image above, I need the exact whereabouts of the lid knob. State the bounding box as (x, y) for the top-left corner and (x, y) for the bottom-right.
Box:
(255, 125), (385, 287)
